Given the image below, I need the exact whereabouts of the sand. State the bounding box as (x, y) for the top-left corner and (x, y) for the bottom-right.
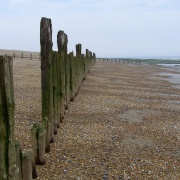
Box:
(9, 54), (180, 179)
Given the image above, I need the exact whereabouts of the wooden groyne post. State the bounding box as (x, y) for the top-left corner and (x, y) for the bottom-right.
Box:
(40, 17), (54, 152)
(0, 56), (18, 179)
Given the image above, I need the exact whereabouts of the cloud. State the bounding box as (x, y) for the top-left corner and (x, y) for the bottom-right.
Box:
(0, 0), (180, 57)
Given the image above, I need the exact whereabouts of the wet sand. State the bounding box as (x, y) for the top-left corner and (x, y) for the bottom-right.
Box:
(12, 58), (180, 179)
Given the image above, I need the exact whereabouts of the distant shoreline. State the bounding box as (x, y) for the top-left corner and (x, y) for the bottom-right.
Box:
(97, 58), (180, 65)
(0, 49), (40, 53)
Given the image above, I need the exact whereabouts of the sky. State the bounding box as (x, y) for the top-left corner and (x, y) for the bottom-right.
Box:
(0, 0), (180, 58)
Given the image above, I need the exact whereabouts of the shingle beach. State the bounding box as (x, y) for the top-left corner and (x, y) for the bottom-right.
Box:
(13, 58), (180, 179)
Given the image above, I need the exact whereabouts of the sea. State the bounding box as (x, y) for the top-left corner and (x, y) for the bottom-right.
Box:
(157, 64), (180, 85)
(128, 56), (180, 85)
(127, 56), (180, 60)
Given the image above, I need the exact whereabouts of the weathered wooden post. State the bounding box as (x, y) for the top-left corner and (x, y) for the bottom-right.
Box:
(89, 51), (92, 67)
(31, 123), (46, 165)
(57, 30), (68, 118)
(0, 56), (19, 179)
(52, 52), (58, 133)
(66, 52), (71, 107)
(74, 55), (78, 96)
(57, 31), (64, 120)
(56, 52), (61, 126)
(75, 51), (78, 94)
(64, 34), (69, 110)
(81, 54), (85, 81)
(30, 53), (32, 60)
(13, 52), (15, 58)
(93, 53), (96, 66)
(21, 52), (23, 59)
(76, 44), (82, 87)
(40, 17), (54, 152)
(21, 151), (32, 180)
(15, 140), (23, 180)
(85, 49), (89, 76)
(69, 52), (75, 101)
(27, 150), (37, 179)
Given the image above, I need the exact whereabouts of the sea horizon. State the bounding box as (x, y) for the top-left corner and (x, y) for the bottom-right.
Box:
(98, 56), (180, 60)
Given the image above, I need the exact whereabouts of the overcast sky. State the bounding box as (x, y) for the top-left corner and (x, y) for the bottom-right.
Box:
(0, 0), (180, 58)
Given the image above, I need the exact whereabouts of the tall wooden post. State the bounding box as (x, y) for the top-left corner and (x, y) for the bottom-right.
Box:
(64, 34), (69, 110)
(52, 52), (58, 134)
(85, 49), (89, 76)
(65, 51), (70, 109)
(40, 17), (54, 153)
(69, 52), (75, 101)
(93, 53), (96, 66)
(76, 44), (81, 90)
(56, 52), (61, 126)
(57, 30), (67, 120)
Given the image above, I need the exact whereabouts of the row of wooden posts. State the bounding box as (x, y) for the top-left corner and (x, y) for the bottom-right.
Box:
(0, 17), (96, 179)
(13, 52), (40, 60)
(0, 52), (40, 60)
(98, 58), (141, 64)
